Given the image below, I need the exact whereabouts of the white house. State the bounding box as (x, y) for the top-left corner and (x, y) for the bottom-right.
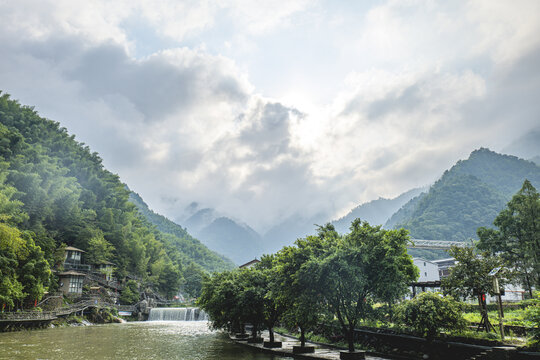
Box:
(413, 258), (440, 282)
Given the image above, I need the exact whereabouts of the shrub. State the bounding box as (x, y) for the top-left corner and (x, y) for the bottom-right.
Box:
(524, 292), (540, 350)
(397, 292), (466, 340)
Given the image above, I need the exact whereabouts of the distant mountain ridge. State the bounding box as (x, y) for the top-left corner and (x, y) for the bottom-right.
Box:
(129, 192), (236, 272)
(332, 187), (426, 234)
(198, 217), (264, 264)
(179, 204), (264, 264)
(387, 148), (540, 244)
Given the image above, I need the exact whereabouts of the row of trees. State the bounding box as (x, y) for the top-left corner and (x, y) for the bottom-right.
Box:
(199, 179), (540, 351)
(199, 221), (418, 353)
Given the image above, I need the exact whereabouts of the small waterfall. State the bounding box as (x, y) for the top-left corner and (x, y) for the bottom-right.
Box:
(147, 307), (209, 321)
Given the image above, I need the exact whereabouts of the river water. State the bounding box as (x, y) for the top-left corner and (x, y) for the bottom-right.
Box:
(0, 321), (290, 360)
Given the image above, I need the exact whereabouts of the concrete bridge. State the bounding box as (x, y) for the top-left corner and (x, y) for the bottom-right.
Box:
(408, 238), (471, 250)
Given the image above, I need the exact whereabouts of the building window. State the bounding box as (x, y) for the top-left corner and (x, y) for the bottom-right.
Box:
(69, 276), (84, 294)
(425, 272), (427, 277)
(424, 262), (426, 266)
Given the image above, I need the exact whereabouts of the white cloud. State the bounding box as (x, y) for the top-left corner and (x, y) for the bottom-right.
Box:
(0, 0), (539, 234)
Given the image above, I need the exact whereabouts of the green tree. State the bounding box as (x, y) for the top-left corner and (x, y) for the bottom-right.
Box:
(274, 228), (331, 348)
(85, 229), (115, 265)
(17, 233), (51, 305)
(256, 254), (285, 344)
(181, 263), (206, 298)
(306, 221), (417, 353)
(442, 246), (508, 331)
(119, 280), (140, 305)
(477, 179), (540, 296)
(0, 223), (25, 309)
(397, 292), (466, 340)
(198, 270), (243, 332)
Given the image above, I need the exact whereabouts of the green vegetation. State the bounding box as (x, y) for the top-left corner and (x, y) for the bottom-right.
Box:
(396, 292), (466, 340)
(0, 92), (231, 308)
(442, 246), (508, 331)
(524, 292), (540, 349)
(199, 221), (417, 353)
(477, 179), (540, 296)
(129, 192), (235, 273)
(390, 148), (540, 245)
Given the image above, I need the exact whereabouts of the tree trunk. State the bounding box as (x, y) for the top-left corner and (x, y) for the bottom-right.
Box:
(300, 326), (306, 347)
(525, 272), (533, 298)
(347, 324), (355, 352)
(252, 324), (258, 339)
(269, 327), (275, 343)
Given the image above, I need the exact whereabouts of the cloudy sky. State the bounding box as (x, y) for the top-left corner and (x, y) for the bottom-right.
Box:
(1, 0), (539, 232)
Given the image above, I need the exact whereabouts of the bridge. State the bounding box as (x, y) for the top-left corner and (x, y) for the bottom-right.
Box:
(407, 238), (471, 250)
(0, 299), (136, 325)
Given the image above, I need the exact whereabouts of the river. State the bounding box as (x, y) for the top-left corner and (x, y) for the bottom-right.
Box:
(0, 321), (290, 360)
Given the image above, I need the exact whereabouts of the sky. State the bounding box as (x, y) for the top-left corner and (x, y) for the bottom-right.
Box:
(1, 0), (539, 232)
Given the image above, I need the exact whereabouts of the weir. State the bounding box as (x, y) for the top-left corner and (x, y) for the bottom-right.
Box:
(147, 307), (208, 321)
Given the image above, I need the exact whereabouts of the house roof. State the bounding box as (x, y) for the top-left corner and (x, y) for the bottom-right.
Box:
(412, 257), (437, 264)
(239, 259), (260, 268)
(58, 271), (87, 277)
(64, 246), (86, 253)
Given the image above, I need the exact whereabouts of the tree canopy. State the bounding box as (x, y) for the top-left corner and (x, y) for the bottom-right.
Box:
(477, 179), (540, 294)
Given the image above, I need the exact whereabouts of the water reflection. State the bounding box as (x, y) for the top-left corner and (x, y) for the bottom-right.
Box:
(0, 321), (290, 360)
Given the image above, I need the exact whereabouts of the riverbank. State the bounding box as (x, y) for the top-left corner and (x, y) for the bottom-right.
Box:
(254, 328), (540, 360)
(231, 331), (390, 360)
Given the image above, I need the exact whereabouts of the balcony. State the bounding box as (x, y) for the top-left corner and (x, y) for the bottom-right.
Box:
(63, 262), (91, 272)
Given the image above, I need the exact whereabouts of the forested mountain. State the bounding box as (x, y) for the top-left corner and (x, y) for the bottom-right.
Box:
(128, 192), (235, 272)
(389, 148), (540, 244)
(0, 92), (231, 307)
(332, 187), (425, 234)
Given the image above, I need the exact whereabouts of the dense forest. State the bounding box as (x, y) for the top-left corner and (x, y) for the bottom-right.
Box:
(128, 192), (235, 272)
(0, 92), (233, 308)
(389, 148), (540, 248)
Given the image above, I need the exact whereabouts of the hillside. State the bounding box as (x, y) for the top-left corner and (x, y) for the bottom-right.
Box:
(389, 148), (540, 244)
(128, 192), (235, 272)
(0, 92), (231, 305)
(332, 187), (425, 234)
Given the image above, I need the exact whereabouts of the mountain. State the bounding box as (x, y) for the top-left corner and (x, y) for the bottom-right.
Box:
(198, 217), (264, 264)
(0, 92), (232, 303)
(128, 192), (235, 272)
(177, 203), (265, 264)
(184, 207), (220, 235)
(384, 192), (427, 230)
(388, 148), (540, 244)
(332, 187), (426, 234)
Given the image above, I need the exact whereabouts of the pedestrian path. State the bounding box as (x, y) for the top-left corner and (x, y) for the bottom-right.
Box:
(231, 330), (391, 360)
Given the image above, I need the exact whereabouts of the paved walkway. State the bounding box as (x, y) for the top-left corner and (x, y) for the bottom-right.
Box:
(232, 330), (391, 360)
